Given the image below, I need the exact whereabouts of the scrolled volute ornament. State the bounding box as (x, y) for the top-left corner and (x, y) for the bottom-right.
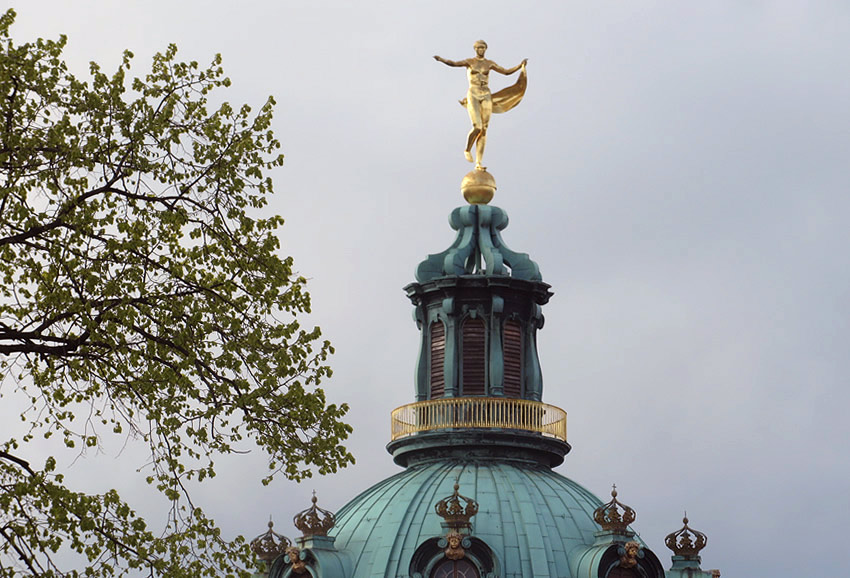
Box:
(293, 492), (336, 537)
(665, 515), (708, 558)
(593, 485), (636, 532)
(435, 482), (479, 530)
(250, 519), (291, 564)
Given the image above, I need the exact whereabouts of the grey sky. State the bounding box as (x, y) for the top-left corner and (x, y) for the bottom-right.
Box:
(8, 1), (850, 576)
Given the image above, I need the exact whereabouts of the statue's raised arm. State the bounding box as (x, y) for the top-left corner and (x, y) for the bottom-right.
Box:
(434, 40), (528, 171)
(491, 58), (528, 76)
(433, 55), (468, 68)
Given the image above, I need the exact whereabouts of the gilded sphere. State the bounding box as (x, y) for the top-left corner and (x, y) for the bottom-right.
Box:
(461, 169), (496, 205)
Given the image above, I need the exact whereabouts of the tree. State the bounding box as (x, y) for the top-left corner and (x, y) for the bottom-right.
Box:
(0, 9), (353, 577)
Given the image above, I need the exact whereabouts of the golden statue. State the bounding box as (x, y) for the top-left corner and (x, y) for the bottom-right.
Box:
(434, 40), (528, 171)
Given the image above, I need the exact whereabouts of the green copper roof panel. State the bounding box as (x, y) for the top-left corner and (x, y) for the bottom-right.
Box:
(330, 459), (604, 577)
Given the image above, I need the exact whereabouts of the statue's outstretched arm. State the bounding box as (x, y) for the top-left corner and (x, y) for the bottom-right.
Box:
(492, 58), (528, 75)
(434, 55), (467, 67)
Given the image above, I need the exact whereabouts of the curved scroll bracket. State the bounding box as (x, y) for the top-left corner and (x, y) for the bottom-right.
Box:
(415, 205), (542, 283)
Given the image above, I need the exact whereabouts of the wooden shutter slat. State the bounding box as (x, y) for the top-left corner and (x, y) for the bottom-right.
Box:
(430, 322), (445, 398)
(503, 320), (522, 398)
(462, 319), (486, 396)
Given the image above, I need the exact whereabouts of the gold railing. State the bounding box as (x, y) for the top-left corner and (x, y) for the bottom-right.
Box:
(390, 397), (567, 442)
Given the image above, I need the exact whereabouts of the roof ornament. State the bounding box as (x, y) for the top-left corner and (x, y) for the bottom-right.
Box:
(593, 484), (637, 533)
(443, 530), (468, 560)
(619, 541), (642, 568)
(434, 41), (528, 204)
(293, 491), (336, 537)
(284, 546), (308, 575)
(435, 482), (479, 531)
(665, 514), (708, 558)
(249, 518), (291, 564)
(414, 205), (542, 283)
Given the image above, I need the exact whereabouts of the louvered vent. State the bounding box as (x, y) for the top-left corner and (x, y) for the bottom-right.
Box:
(429, 322), (445, 398)
(462, 318), (486, 396)
(503, 320), (523, 398)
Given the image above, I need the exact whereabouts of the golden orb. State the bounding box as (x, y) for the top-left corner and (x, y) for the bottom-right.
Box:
(461, 168), (496, 205)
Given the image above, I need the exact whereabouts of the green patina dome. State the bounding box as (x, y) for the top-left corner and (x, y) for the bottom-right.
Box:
(331, 458), (605, 577)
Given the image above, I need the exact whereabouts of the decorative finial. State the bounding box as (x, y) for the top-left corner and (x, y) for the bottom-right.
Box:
(593, 484), (636, 532)
(665, 513), (708, 558)
(249, 517), (291, 563)
(435, 482), (479, 531)
(293, 492), (336, 537)
(434, 42), (529, 203)
(460, 169), (497, 205)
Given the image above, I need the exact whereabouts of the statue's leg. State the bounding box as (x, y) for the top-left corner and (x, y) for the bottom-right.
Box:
(466, 98), (484, 163)
(465, 128), (479, 163)
(475, 132), (487, 169)
(475, 98), (492, 169)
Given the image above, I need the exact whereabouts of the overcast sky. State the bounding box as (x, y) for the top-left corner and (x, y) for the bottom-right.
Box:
(8, 2), (850, 576)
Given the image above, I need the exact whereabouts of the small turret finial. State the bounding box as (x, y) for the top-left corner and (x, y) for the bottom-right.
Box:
(435, 482), (479, 531)
(293, 492), (336, 537)
(593, 483), (636, 533)
(665, 513), (708, 558)
(249, 517), (291, 563)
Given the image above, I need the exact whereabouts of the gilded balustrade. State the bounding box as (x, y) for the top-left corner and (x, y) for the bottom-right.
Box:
(390, 397), (566, 442)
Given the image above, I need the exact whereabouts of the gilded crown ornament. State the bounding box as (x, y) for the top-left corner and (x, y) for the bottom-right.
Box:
(435, 482), (479, 530)
(593, 485), (636, 533)
(249, 519), (291, 563)
(293, 491), (336, 537)
(665, 514), (708, 558)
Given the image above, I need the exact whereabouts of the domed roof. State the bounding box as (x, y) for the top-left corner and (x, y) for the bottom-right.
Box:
(262, 202), (672, 578)
(331, 458), (606, 577)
